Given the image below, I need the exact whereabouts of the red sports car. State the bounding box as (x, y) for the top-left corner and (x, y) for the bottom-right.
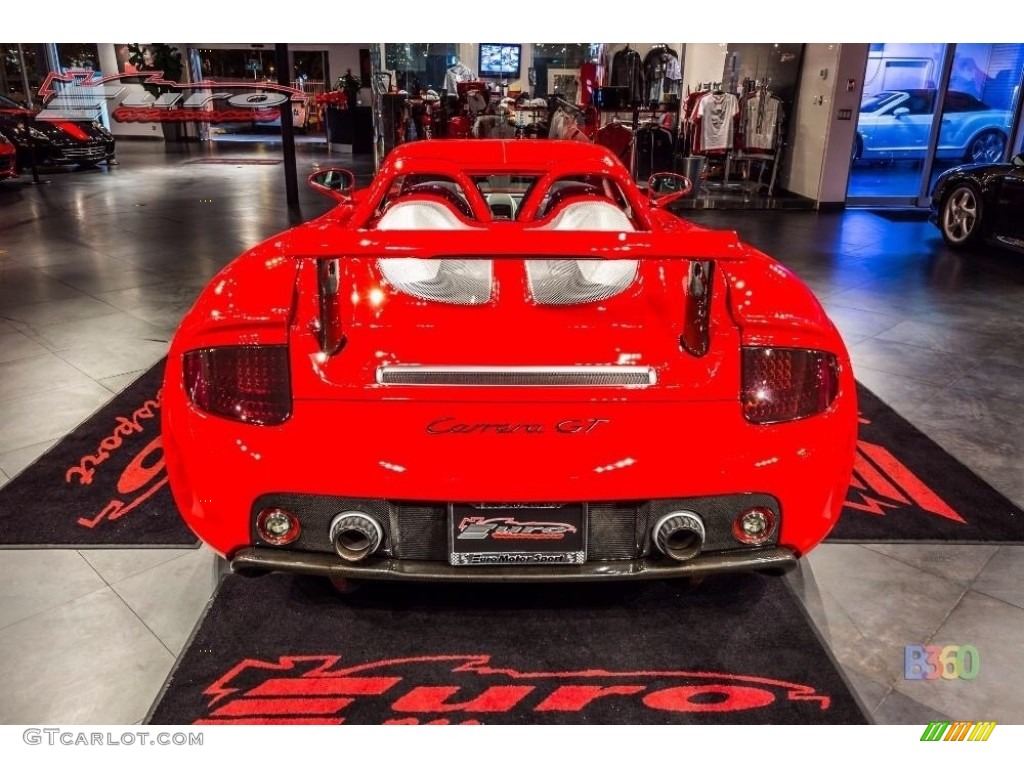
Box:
(0, 133), (16, 180)
(163, 139), (857, 584)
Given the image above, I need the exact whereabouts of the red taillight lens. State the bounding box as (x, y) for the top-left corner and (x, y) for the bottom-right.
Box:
(183, 345), (291, 425)
(741, 347), (839, 424)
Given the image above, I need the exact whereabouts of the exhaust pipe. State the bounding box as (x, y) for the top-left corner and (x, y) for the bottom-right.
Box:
(652, 511), (705, 562)
(329, 512), (383, 562)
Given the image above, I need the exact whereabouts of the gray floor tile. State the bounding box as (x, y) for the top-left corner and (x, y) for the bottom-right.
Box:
(971, 547), (1024, 610)
(909, 389), (1024, 449)
(792, 553), (897, 688)
(840, 666), (888, 719)
(0, 439), (58, 478)
(0, 331), (51, 364)
(874, 689), (950, 725)
(893, 591), (1024, 723)
(0, 352), (97, 403)
(802, 544), (968, 684)
(853, 367), (945, 416)
(81, 548), (191, 586)
(0, 383), (112, 455)
(0, 551), (107, 630)
(110, 547), (219, 655)
(875, 319), (1008, 357)
(0, 588), (173, 724)
(949, 358), (1024, 403)
(28, 312), (169, 353)
(850, 338), (987, 388)
(55, 337), (167, 381)
(98, 369), (150, 394)
(1, 295), (122, 327)
(0, 270), (86, 306)
(39, 262), (169, 294)
(820, 303), (905, 338)
(862, 544), (999, 586)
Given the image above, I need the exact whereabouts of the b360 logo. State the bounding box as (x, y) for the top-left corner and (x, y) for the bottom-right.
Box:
(904, 645), (980, 680)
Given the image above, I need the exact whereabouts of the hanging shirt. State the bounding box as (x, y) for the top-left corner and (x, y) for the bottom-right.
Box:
(744, 93), (781, 151)
(697, 92), (740, 151)
(579, 61), (599, 105)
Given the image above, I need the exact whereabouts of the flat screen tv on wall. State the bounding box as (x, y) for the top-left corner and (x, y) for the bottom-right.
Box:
(479, 44), (522, 78)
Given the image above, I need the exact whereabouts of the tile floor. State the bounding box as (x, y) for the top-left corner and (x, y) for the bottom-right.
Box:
(0, 141), (1021, 725)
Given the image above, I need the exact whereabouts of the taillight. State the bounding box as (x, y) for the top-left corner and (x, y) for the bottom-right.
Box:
(741, 347), (839, 424)
(183, 345), (291, 425)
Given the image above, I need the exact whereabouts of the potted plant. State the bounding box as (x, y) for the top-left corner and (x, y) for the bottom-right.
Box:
(337, 69), (362, 106)
(127, 44), (184, 141)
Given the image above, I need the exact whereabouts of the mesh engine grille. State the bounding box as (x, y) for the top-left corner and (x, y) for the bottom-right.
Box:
(376, 366), (655, 388)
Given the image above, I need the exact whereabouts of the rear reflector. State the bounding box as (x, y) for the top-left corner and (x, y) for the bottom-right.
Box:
(741, 347), (839, 424)
(183, 345), (291, 425)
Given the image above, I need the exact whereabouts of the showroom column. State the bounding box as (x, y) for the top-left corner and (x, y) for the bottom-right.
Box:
(276, 43), (299, 209)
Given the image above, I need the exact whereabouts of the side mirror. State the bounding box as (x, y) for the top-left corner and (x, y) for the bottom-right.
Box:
(646, 172), (693, 208)
(1012, 152), (1024, 168)
(308, 168), (356, 202)
(893, 107), (910, 119)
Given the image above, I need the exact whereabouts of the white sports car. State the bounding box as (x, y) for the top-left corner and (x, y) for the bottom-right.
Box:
(853, 89), (1012, 164)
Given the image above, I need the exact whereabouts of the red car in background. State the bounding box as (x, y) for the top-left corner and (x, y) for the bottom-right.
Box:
(162, 139), (857, 586)
(0, 133), (16, 180)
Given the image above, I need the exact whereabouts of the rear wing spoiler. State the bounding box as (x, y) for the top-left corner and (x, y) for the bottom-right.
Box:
(287, 228), (747, 261)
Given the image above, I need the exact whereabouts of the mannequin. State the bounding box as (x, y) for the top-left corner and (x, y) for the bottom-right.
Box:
(445, 58), (476, 96)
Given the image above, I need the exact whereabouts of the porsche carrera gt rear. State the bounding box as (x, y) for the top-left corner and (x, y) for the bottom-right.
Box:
(162, 140), (857, 585)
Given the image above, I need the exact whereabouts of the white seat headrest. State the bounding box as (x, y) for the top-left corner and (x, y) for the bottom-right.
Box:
(377, 200), (472, 230)
(538, 200), (635, 232)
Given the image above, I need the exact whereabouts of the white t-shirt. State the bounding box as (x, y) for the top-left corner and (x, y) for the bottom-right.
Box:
(697, 92), (739, 151)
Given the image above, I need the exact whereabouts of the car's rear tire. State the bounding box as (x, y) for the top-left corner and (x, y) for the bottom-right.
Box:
(940, 183), (984, 248)
(965, 129), (1006, 164)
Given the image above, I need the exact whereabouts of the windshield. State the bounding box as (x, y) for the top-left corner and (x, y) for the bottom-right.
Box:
(859, 92), (905, 113)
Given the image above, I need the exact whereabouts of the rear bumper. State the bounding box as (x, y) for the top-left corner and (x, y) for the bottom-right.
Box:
(231, 545), (798, 582)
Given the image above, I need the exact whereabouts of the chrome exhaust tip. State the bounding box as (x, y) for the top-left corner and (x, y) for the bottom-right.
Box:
(329, 512), (383, 562)
(652, 511), (705, 562)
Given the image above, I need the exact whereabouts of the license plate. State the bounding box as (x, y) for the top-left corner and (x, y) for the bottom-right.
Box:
(449, 503), (587, 566)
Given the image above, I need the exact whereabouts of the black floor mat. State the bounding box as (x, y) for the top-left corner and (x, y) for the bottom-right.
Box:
(147, 573), (868, 725)
(0, 360), (198, 548)
(828, 384), (1023, 542)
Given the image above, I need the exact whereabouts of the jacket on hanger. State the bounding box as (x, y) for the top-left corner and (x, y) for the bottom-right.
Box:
(610, 47), (644, 105)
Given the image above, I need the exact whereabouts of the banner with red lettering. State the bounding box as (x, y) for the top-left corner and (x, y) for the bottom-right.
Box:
(146, 573), (868, 725)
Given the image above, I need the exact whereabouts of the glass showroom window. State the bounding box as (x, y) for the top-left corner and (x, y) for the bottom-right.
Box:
(928, 44), (1024, 192)
(848, 43), (1024, 205)
(384, 44), (459, 95)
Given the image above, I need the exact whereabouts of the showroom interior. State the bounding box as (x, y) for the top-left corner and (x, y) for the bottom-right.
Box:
(0, 36), (1023, 732)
